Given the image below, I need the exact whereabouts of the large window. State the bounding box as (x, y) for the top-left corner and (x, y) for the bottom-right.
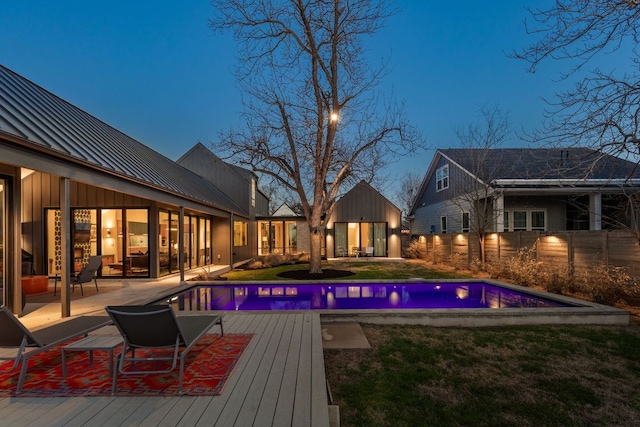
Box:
(333, 222), (387, 257)
(46, 208), (149, 278)
(462, 212), (470, 232)
(234, 221), (248, 246)
(258, 220), (299, 255)
(436, 164), (449, 192)
(504, 209), (547, 232)
(531, 211), (546, 230)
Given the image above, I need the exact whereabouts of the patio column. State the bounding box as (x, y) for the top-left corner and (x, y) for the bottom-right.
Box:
(493, 193), (505, 232)
(60, 177), (71, 317)
(179, 206), (185, 284)
(10, 171), (22, 314)
(589, 193), (602, 231)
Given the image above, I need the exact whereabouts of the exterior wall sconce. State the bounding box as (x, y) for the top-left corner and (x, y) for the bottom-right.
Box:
(106, 228), (111, 238)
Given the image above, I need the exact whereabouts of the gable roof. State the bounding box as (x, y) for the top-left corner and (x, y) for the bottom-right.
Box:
(272, 203), (297, 217)
(410, 147), (640, 215)
(0, 64), (243, 214)
(338, 180), (400, 212)
(440, 148), (640, 181)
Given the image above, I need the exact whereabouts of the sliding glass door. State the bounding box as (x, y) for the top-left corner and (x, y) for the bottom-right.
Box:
(333, 221), (387, 257)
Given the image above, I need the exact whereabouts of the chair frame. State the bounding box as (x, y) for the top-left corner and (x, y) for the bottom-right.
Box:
(0, 305), (111, 393)
(106, 305), (223, 394)
(54, 255), (102, 296)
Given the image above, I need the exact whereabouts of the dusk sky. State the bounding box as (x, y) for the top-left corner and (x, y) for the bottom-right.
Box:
(1, 1), (625, 200)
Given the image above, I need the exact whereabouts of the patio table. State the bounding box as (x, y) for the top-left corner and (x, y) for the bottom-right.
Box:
(62, 335), (123, 378)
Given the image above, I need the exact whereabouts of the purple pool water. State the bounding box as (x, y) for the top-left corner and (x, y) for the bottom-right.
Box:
(157, 282), (573, 312)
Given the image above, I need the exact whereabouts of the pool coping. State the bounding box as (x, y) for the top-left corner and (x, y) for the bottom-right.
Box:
(161, 278), (630, 327)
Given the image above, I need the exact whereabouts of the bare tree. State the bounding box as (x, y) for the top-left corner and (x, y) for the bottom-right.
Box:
(396, 172), (422, 227)
(512, 1), (640, 159)
(209, 0), (423, 273)
(448, 105), (511, 264)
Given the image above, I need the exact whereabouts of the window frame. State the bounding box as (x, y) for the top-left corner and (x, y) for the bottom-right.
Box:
(440, 215), (447, 234)
(436, 164), (449, 192)
(503, 209), (547, 232)
(462, 211), (470, 233)
(233, 220), (248, 247)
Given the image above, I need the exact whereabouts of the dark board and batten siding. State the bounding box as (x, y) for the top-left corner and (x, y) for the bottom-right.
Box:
(328, 181), (402, 258)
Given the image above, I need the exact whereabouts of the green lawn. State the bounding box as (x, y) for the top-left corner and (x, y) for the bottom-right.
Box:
(218, 259), (468, 281)
(325, 323), (640, 427)
(221, 260), (640, 426)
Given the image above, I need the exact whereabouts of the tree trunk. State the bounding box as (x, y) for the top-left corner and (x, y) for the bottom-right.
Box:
(309, 228), (323, 274)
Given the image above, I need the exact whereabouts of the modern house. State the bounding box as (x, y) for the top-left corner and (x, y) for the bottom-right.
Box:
(0, 64), (264, 314)
(409, 148), (640, 236)
(325, 180), (402, 258)
(255, 180), (403, 259)
(0, 64), (405, 317)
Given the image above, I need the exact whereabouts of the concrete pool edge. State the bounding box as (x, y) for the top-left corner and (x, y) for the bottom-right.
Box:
(163, 278), (631, 327)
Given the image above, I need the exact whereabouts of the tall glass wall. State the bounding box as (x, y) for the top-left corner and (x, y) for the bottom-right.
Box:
(257, 220), (299, 255)
(159, 210), (214, 276)
(46, 208), (149, 278)
(333, 222), (387, 257)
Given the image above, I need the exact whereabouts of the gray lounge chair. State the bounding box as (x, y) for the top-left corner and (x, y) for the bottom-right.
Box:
(0, 305), (111, 393)
(105, 305), (224, 394)
(54, 255), (103, 296)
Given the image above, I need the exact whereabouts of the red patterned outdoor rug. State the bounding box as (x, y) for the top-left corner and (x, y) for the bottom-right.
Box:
(0, 334), (252, 397)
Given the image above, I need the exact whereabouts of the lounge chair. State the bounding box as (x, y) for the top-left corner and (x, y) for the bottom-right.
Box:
(105, 305), (224, 394)
(54, 255), (103, 296)
(337, 246), (348, 257)
(0, 305), (111, 393)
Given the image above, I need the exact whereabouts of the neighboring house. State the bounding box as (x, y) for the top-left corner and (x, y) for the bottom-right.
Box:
(326, 181), (402, 258)
(409, 148), (640, 236)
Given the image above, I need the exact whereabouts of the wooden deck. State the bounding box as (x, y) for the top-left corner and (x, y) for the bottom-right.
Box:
(0, 313), (330, 427)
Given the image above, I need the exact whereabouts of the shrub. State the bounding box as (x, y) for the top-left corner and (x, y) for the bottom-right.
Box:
(538, 266), (573, 295)
(577, 263), (640, 305)
(449, 252), (464, 271)
(504, 247), (540, 287)
(403, 239), (423, 259)
(469, 258), (484, 274)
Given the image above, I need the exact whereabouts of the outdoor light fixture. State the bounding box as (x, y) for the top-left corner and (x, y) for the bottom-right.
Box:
(106, 228), (111, 238)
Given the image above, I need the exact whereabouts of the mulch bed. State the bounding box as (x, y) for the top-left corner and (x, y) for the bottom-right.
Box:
(277, 269), (355, 280)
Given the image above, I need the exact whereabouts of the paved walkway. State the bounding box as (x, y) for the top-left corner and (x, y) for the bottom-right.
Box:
(19, 265), (230, 330)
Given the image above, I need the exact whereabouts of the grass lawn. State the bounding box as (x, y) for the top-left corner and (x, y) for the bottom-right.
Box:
(222, 260), (640, 426)
(325, 323), (640, 427)
(218, 259), (469, 281)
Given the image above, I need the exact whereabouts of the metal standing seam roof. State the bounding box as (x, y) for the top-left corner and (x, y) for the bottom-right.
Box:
(439, 148), (640, 182)
(0, 64), (246, 215)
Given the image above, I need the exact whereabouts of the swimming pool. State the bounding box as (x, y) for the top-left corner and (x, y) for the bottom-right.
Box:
(152, 279), (630, 326)
(159, 281), (570, 311)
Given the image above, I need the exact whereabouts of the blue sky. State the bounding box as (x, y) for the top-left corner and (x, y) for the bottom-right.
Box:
(0, 1), (603, 199)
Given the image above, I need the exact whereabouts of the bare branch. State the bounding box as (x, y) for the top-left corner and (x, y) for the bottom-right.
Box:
(209, 0), (425, 272)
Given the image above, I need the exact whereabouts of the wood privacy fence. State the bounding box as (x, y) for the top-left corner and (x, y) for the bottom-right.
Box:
(417, 230), (640, 280)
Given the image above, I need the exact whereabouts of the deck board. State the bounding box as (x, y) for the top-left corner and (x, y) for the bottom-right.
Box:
(0, 313), (330, 427)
